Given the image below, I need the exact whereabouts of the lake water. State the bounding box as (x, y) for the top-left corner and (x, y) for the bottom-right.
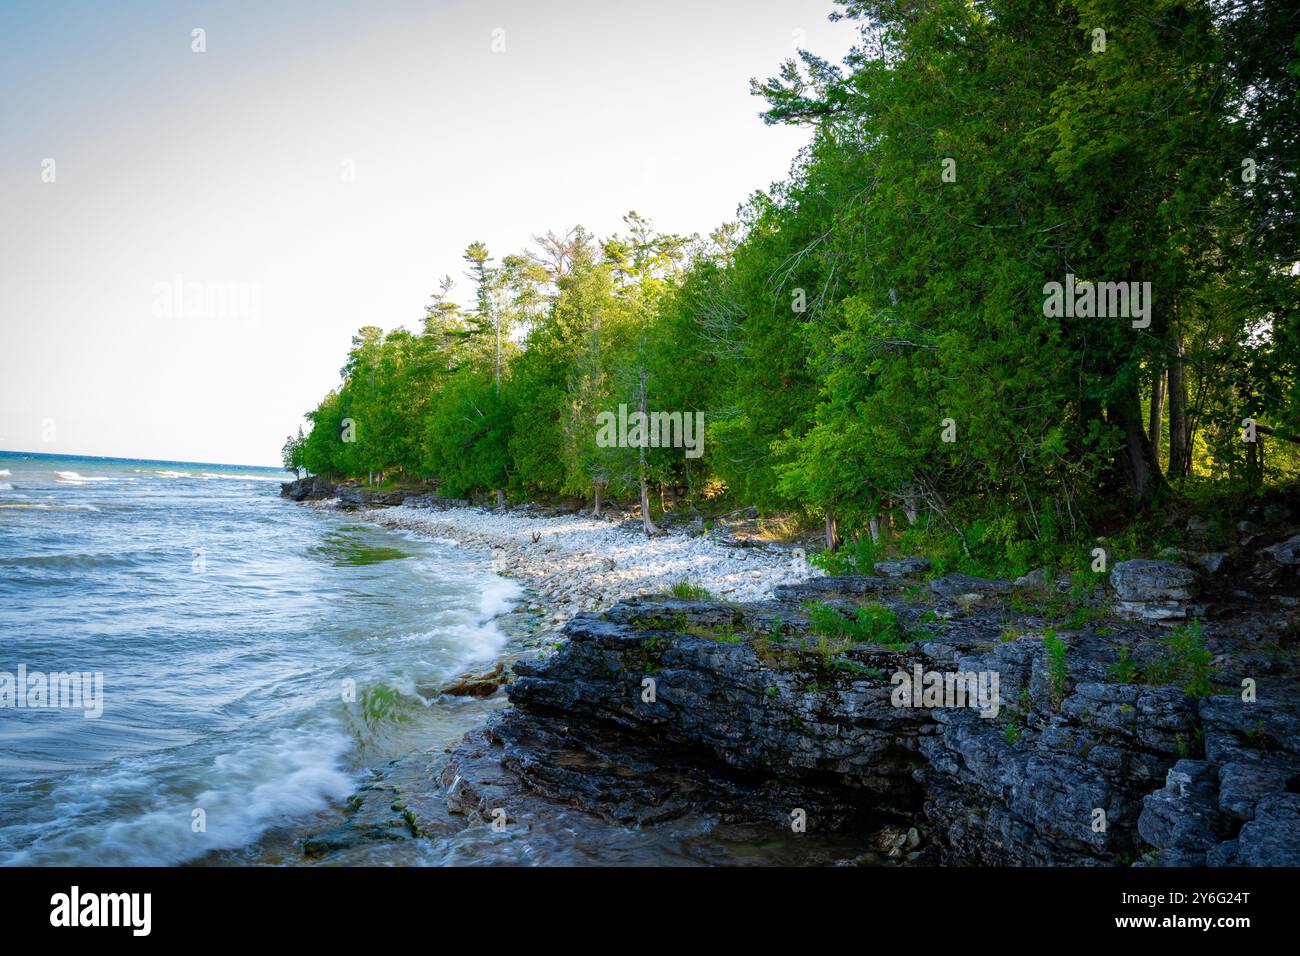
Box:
(0, 451), (520, 865)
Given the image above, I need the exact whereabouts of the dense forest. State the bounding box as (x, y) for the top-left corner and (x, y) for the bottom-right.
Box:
(285, 0), (1300, 577)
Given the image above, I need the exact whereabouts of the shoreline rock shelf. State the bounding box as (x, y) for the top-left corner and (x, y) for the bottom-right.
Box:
(429, 584), (1298, 866)
(283, 483), (1300, 866)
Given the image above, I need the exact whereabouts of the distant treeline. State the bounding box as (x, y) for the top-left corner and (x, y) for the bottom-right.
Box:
(286, 0), (1299, 565)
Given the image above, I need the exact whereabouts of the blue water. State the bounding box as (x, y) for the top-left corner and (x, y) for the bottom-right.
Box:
(0, 451), (521, 865)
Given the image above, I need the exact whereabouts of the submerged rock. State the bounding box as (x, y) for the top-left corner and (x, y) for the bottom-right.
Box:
(441, 662), (508, 698)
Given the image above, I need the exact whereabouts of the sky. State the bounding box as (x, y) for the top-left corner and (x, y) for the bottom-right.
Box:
(0, 0), (856, 467)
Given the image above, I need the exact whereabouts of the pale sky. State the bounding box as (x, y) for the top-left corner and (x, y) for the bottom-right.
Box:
(0, 0), (855, 466)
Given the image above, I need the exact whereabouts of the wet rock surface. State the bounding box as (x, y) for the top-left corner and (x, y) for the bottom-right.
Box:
(301, 566), (1300, 866)
(279, 475), (336, 501)
(287, 494), (1300, 866)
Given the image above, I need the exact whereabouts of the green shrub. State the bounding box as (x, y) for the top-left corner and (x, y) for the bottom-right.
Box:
(1107, 645), (1137, 684)
(1043, 630), (1068, 707)
(803, 600), (910, 648)
(667, 581), (712, 599)
(1152, 618), (1215, 698)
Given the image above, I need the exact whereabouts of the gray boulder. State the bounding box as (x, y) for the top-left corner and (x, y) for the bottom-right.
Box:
(1110, 559), (1198, 602)
(1015, 568), (1047, 588)
(1138, 760), (1232, 855)
(1111, 560), (1198, 623)
(1263, 534), (1300, 566)
(930, 573), (1012, 598)
(874, 557), (932, 578)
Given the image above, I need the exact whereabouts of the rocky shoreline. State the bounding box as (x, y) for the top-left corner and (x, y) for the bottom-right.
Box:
(281, 477), (1300, 866)
(287, 477), (817, 634)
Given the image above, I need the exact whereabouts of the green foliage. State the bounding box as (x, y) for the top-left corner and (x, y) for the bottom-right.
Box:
(1043, 630), (1069, 708)
(291, 0), (1299, 558)
(423, 366), (510, 498)
(666, 581), (712, 599)
(1108, 645), (1137, 685)
(1151, 618), (1216, 698)
(281, 427), (306, 476)
(803, 600), (911, 648)
(810, 536), (881, 575)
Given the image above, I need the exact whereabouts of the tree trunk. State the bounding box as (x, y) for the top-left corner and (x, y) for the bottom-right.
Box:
(902, 489), (918, 525)
(638, 370), (661, 536)
(1113, 391), (1167, 501)
(592, 481), (603, 519)
(868, 516), (881, 544)
(1148, 367), (1166, 469)
(1168, 331), (1191, 479)
(824, 511), (841, 551)
(639, 476), (659, 535)
(495, 488), (506, 509)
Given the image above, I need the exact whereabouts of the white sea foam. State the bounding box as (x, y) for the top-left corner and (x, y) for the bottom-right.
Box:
(0, 469), (10, 476)
(0, 483), (11, 491)
(479, 575), (523, 620)
(0, 724), (355, 866)
(0, 502), (97, 511)
(55, 471), (113, 484)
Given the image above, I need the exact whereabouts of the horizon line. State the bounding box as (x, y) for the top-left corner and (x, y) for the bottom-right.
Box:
(0, 448), (282, 472)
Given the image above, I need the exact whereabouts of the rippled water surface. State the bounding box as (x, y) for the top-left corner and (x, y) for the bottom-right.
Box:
(0, 451), (519, 866)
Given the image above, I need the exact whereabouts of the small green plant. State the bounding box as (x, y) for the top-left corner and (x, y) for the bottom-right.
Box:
(1043, 629), (1068, 707)
(769, 613), (785, 640)
(1244, 719), (1269, 745)
(1108, 645), (1137, 684)
(1000, 625), (1024, 643)
(1004, 721), (1022, 745)
(667, 580), (712, 599)
(637, 634), (660, 671)
(687, 621), (743, 643)
(832, 657), (883, 677)
(1151, 618), (1215, 698)
(803, 600), (910, 648)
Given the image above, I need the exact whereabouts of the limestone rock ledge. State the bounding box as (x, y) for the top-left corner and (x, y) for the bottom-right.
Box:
(302, 573), (1300, 866)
